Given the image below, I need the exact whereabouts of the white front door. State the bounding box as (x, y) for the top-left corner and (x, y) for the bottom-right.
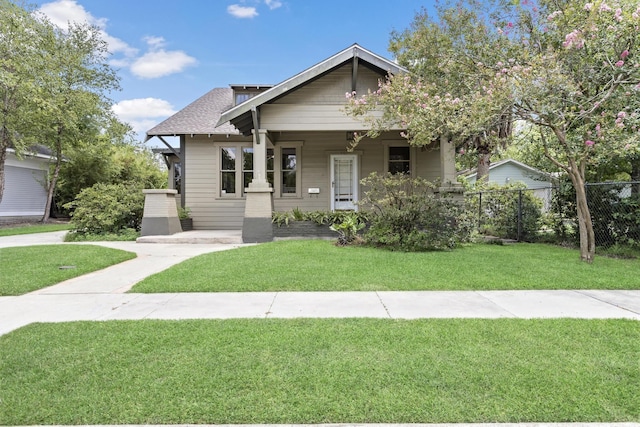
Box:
(330, 154), (358, 211)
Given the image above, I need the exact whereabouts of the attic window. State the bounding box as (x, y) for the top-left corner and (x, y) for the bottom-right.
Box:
(235, 93), (255, 104)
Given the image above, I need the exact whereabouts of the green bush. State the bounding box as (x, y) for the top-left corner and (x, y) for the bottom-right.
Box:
(360, 172), (471, 251)
(64, 183), (144, 235)
(467, 182), (543, 241)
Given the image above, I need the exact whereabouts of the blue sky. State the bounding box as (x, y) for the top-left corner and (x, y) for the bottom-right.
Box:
(32, 0), (436, 146)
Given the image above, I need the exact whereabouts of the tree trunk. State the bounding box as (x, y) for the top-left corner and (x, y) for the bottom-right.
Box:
(0, 144), (6, 204)
(42, 138), (62, 223)
(568, 167), (596, 263)
(476, 148), (491, 182)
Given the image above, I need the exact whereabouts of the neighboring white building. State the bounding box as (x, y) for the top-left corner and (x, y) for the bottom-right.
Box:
(462, 158), (556, 209)
(0, 146), (53, 222)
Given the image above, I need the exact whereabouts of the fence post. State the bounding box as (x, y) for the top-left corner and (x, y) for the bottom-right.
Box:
(478, 192), (483, 230)
(517, 189), (523, 241)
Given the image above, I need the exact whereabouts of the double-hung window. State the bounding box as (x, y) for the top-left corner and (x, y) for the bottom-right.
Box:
(220, 143), (301, 198)
(388, 146), (411, 175)
(221, 147), (237, 195)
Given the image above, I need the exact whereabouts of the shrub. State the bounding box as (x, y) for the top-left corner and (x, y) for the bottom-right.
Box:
(466, 182), (543, 241)
(64, 183), (144, 235)
(360, 172), (471, 251)
(330, 212), (366, 246)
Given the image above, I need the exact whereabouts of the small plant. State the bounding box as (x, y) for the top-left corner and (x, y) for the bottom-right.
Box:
(330, 212), (365, 246)
(272, 211), (295, 227)
(177, 206), (191, 220)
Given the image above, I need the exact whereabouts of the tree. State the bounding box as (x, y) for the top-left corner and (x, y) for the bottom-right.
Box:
(363, 4), (515, 180)
(0, 0), (52, 203)
(347, 0), (640, 262)
(54, 116), (167, 212)
(33, 20), (120, 222)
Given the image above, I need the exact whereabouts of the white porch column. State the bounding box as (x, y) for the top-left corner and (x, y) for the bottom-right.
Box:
(438, 135), (464, 199)
(440, 135), (457, 185)
(243, 129), (274, 243)
(249, 129), (270, 189)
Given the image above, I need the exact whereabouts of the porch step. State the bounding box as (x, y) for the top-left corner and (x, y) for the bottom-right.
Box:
(136, 230), (243, 244)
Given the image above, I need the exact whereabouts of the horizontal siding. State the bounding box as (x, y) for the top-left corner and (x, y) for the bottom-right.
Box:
(0, 165), (47, 216)
(261, 104), (384, 131)
(273, 64), (382, 105)
(414, 147), (441, 182)
(185, 139), (246, 229)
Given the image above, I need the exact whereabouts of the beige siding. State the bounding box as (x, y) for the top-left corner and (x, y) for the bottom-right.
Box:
(273, 64), (382, 105)
(185, 138), (247, 229)
(263, 64), (389, 132)
(414, 146), (441, 182)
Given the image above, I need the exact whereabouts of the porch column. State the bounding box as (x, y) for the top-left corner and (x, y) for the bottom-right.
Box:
(438, 135), (464, 199)
(243, 129), (274, 243)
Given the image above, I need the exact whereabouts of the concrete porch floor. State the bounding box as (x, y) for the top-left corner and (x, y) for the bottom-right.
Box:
(136, 229), (243, 244)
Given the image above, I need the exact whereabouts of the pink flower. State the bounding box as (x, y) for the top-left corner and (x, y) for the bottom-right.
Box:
(618, 111), (627, 119)
(585, 140), (595, 147)
(584, 3), (593, 11)
(621, 50), (629, 59)
(615, 8), (623, 21)
(615, 60), (625, 67)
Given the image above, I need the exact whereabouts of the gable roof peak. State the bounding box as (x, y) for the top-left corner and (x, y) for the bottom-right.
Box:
(217, 43), (406, 130)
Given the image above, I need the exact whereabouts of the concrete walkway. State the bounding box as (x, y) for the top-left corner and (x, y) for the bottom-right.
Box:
(1, 231), (639, 337)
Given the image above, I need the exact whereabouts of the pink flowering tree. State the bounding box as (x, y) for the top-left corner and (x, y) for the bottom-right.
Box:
(346, 0), (640, 262)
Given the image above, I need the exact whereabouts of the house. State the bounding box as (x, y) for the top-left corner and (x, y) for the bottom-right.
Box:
(462, 158), (555, 208)
(145, 44), (459, 242)
(0, 146), (53, 223)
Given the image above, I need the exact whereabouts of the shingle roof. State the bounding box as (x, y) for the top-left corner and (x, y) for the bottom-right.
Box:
(146, 87), (239, 137)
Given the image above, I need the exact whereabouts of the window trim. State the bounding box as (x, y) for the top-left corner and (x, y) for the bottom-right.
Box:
(273, 142), (303, 198)
(384, 143), (415, 176)
(218, 142), (302, 199)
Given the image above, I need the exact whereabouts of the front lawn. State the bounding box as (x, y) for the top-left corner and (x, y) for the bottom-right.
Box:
(0, 222), (71, 237)
(0, 245), (136, 295)
(132, 240), (640, 292)
(0, 318), (637, 424)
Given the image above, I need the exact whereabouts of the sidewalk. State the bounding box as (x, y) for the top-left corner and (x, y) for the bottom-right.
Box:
(1, 231), (639, 337)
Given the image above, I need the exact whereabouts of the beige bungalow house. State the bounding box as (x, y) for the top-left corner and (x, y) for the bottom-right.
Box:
(146, 44), (458, 242)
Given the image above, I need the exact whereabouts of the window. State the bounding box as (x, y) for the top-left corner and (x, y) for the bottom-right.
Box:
(235, 93), (251, 104)
(219, 144), (301, 198)
(221, 147), (236, 194)
(388, 146), (410, 174)
(281, 147), (297, 195)
(243, 147), (253, 189)
(267, 148), (274, 188)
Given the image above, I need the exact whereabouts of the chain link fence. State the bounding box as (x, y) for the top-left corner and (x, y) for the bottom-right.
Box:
(586, 181), (640, 248)
(465, 181), (640, 248)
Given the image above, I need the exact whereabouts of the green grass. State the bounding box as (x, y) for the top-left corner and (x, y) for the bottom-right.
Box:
(0, 222), (71, 237)
(0, 245), (136, 295)
(0, 319), (637, 424)
(132, 240), (640, 292)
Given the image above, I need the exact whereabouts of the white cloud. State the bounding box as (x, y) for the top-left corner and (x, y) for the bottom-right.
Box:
(38, 0), (137, 57)
(131, 50), (197, 79)
(143, 36), (166, 49)
(265, 0), (282, 10)
(112, 98), (176, 134)
(227, 4), (258, 18)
